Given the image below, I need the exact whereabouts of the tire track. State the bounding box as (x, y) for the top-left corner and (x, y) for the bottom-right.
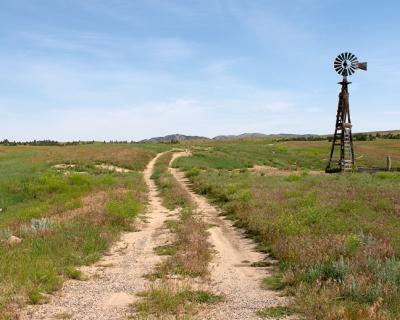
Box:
(20, 153), (173, 320)
(170, 152), (295, 320)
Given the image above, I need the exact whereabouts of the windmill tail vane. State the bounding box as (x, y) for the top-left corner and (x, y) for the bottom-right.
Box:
(326, 52), (368, 173)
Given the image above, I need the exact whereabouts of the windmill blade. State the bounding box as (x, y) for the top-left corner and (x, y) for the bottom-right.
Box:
(335, 65), (343, 71)
(334, 52), (365, 77)
(357, 62), (367, 71)
(335, 59), (343, 66)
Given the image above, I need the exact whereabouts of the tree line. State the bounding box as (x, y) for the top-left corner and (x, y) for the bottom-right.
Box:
(0, 140), (144, 146)
(276, 132), (400, 142)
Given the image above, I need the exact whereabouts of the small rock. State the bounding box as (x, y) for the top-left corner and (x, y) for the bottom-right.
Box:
(7, 235), (22, 245)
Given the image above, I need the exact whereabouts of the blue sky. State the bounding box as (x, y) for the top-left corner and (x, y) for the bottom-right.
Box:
(1, 0), (400, 141)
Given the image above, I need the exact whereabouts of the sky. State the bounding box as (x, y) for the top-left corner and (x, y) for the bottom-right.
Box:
(1, 0), (400, 141)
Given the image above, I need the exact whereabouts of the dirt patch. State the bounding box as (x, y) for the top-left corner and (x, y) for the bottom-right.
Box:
(250, 165), (324, 176)
(53, 164), (76, 169)
(53, 163), (132, 173)
(52, 191), (109, 222)
(95, 164), (131, 173)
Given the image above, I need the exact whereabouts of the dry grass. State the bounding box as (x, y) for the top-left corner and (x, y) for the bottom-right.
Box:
(175, 139), (400, 319)
(155, 209), (211, 278)
(134, 282), (222, 319)
(0, 144), (153, 319)
(136, 153), (215, 318)
(151, 152), (192, 209)
(0, 144), (159, 171)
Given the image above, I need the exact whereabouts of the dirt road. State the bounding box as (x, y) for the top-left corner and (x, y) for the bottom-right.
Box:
(21, 152), (291, 320)
(21, 152), (173, 320)
(170, 152), (291, 320)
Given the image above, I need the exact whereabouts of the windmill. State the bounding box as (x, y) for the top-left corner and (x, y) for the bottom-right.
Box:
(326, 52), (367, 172)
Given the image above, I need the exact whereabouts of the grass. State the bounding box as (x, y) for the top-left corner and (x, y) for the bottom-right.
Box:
(136, 151), (216, 318)
(154, 244), (177, 256)
(175, 138), (400, 319)
(174, 139), (400, 171)
(0, 144), (158, 229)
(151, 151), (211, 277)
(53, 312), (73, 319)
(64, 266), (84, 280)
(0, 144), (159, 319)
(153, 209), (212, 278)
(262, 275), (286, 291)
(134, 283), (222, 318)
(151, 152), (192, 209)
(257, 306), (296, 318)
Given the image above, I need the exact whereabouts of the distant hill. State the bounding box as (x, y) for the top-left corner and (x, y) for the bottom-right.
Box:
(212, 133), (319, 140)
(139, 134), (209, 143)
(139, 132), (320, 143)
(213, 133), (269, 140)
(138, 130), (400, 143)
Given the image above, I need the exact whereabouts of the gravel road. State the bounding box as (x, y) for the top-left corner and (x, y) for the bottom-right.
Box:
(20, 152), (172, 320)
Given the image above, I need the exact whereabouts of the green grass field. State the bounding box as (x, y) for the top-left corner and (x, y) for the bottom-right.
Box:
(174, 138), (400, 319)
(1, 138), (400, 319)
(0, 144), (170, 319)
(176, 139), (400, 171)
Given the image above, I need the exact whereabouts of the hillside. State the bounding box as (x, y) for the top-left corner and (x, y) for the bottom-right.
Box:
(139, 134), (209, 143)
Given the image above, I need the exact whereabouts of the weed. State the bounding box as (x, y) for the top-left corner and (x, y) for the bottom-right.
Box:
(0, 228), (11, 240)
(105, 194), (141, 227)
(262, 274), (286, 291)
(134, 284), (221, 318)
(251, 261), (274, 267)
(134, 284), (193, 317)
(64, 266), (83, 280)
(183, 290), (223, 304)
(257, 305), (296, 318)
(28, 289), (49, 305)
(53, 312), (73, 319)
(154, 244), (177, 256)
(164, 219), (180, 233)
(151, 152), (194, 209)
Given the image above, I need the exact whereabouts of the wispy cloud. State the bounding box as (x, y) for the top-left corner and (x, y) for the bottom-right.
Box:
(17, 30), (197, 63)
(1, 0), (399, 140)
(224, 1), (314, 50)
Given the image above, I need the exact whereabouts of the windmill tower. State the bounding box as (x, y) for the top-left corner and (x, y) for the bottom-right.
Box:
(326, 52), (367, 173)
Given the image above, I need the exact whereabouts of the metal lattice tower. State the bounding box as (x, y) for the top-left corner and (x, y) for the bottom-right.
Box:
(326, 52), (367, 173)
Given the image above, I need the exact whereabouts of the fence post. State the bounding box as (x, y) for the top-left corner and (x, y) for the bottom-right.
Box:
(387, 155), (392, 171)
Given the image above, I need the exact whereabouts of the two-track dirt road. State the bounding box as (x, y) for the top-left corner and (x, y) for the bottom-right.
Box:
(21, 152), (292, 320)
(170, 152), (292, 320)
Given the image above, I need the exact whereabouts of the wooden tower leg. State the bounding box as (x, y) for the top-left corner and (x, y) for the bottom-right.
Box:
(326, 78), (355, 172)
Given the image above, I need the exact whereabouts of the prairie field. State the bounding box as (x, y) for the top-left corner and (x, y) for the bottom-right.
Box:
(0, 143), (167, 319)
(174, 138), (400, 319)
(1, 139), (400, 319)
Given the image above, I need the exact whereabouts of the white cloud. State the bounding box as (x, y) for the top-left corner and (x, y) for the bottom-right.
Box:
(18, 30), (197, 63)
